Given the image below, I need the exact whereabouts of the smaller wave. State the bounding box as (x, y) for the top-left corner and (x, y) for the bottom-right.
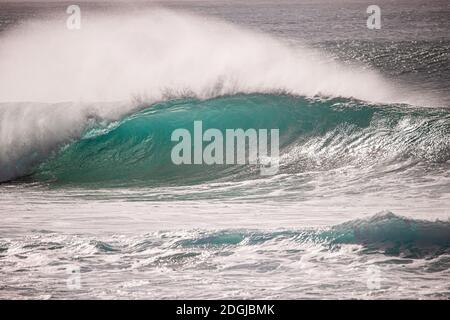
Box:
(328, 212), (450, 258)
(177, 212), (450, 259)
(2, 213), (448, 260)
(1, 212), (448, 299)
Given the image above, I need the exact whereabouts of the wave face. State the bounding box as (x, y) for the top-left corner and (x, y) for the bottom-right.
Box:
(27, 94), (450, 187)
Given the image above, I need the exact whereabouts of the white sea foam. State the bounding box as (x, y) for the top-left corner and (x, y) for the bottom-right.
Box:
(0, 9), (421, 104)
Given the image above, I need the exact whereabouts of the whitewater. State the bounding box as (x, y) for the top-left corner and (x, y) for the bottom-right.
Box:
(0, 2), (449, 299)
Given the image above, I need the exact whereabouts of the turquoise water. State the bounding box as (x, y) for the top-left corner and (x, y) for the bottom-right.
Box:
(32, 95), (450, 187)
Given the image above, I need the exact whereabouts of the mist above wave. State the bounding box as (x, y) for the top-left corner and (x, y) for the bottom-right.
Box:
(0, 9), (424, 105)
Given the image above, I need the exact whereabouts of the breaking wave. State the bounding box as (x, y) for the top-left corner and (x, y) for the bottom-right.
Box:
(0, 10), (447, 184)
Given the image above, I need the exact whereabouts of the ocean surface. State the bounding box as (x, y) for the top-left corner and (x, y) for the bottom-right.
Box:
(0, 0), (449, 299)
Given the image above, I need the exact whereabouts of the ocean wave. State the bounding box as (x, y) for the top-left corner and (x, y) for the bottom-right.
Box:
(2, 213), (449, 259)
(20, 94), (449, 186)
(0, 10), (446, 183)
(176, 212), (450, 259)
(2, 212), (449, 299)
